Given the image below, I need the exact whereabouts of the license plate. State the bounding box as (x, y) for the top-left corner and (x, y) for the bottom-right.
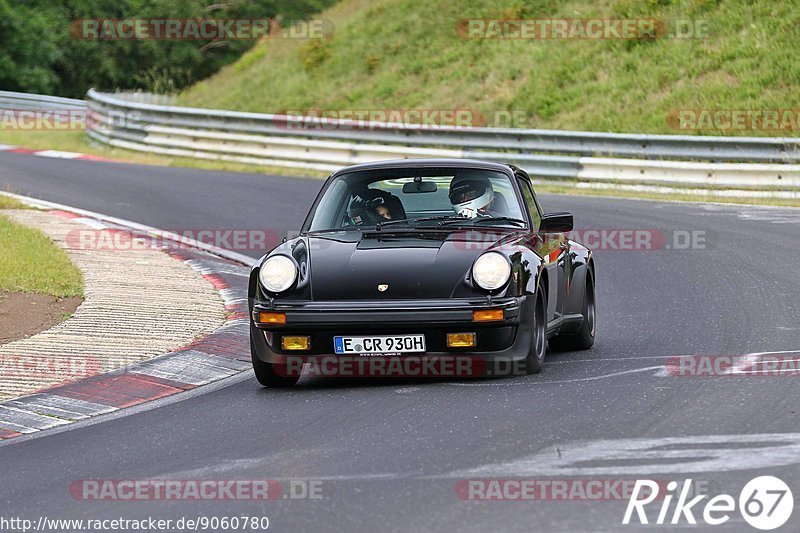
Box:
(334, 334), (426, 355)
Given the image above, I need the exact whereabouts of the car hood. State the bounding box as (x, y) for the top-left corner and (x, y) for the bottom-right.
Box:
(306, 230), (514, 300)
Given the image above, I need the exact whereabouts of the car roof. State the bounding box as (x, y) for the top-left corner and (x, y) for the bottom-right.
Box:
(328, 158), (516, 178)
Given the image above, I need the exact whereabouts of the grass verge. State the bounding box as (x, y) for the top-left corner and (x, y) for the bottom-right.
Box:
(0, 212), (83, 298)
(535, 183), (800, 208)
(0, 196), (28, 210)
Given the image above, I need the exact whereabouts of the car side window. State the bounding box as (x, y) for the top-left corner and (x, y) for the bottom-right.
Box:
(517, 179), (542, 229)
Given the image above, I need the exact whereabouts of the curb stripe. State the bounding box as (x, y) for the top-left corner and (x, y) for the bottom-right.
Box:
(134, 351), (249, 386)
(56, 373), (188, 409)
(202, 273), (229, 290)
(47, 209), (82, 219)
(34, 150), (84, 159)
(4, 395), (114, 420)
(0, 144), (117, 163)
(0, 405), (71, 432)
(0, 196), (253, 442)
(0, 429), (22, 439)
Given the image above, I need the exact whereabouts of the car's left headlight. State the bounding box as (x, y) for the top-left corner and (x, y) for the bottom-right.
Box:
(472, 252), (511, 290)
(259, 255), (297, 293)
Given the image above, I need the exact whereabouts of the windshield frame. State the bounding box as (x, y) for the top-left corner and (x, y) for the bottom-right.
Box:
(300, 163), (531, 234)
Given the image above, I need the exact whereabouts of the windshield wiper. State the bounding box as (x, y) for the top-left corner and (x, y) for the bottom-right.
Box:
(419, 215), (526, 228)
(306, 227), (361, 235)
(375, 218), (412, 230)
(471, 216), (527, 227)
(374, 216), (463, 230)
(412, 215), (470, 226)
(311, 215), (527, 234)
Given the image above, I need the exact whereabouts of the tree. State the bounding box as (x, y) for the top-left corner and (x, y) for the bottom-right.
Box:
(0, 0), (60, 93)
(2, 0), (336, 97)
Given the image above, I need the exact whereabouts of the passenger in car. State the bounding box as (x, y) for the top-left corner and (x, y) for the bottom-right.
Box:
(375, 204), (392, 220)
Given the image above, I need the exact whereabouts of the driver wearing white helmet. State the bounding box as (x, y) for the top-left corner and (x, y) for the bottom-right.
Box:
(448, 175), (505, 218)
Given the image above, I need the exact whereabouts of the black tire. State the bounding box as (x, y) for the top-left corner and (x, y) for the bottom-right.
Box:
(549, 271), (596, 352)
(523, 287), (548, 374)
(250, 335), (300, 387)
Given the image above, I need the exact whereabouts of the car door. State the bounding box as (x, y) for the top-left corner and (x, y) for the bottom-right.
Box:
(516, 173), (569, 322)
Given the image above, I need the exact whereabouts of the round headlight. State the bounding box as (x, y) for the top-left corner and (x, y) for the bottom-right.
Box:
(472, 252), (511, 291)
(259, 255), (297, 293)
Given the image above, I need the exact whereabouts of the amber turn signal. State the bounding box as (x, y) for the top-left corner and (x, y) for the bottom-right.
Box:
(258, 312), (286, 324)
(473, 309), (504, 322)
(447, 333), (476, 348)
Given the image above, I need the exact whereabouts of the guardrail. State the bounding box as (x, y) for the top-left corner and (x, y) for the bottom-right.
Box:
(4, 89), (799, 197)
(83, 90), (800, 196)
(0, 90), (86, 111)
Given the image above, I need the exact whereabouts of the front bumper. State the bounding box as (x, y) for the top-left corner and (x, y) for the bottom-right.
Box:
(249, 296), (535, 365)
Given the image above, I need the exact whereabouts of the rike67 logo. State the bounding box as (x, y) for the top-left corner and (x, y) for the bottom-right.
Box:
(623, 476), (793, 530)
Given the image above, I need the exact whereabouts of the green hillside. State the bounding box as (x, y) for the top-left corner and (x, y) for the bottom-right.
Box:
(179, 0), (800, 135)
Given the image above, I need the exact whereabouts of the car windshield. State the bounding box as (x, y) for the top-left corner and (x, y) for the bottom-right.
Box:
(305, 167), (526, 232)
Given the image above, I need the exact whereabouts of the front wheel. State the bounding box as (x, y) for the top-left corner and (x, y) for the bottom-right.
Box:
(523, 288), (548, 374)
(251, 335), (300, 387)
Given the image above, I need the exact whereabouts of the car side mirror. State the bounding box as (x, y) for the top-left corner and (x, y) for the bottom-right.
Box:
(540, 212), (573, 233)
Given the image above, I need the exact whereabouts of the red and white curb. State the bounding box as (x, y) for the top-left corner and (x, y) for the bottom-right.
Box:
(0, 144), (115, 163)
(0, 194), (255, 441)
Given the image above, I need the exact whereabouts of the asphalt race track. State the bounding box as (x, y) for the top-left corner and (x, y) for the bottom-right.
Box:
(1, 152), (800, 531)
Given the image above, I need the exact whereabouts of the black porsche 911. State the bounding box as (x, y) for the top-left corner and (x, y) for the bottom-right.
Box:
(249, 159), (595, 386)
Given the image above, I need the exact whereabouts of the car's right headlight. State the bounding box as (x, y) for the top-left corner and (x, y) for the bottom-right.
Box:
(259, 255), (297, 293)
(472, 252), (511, 291)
